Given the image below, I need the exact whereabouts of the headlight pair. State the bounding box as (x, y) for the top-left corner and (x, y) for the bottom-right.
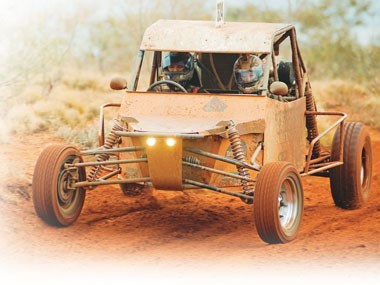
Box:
(146, 137), (176, 147)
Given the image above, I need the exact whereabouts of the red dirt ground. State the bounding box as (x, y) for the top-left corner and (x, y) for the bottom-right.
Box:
(0, 130), (379, 284)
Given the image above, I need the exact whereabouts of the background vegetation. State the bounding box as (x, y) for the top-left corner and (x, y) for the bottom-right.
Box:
(1, 0), (379, 148)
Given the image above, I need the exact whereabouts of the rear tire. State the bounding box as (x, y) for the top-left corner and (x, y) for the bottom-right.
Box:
(330, 122), (372, 209)
(32, 144), (86, 226)
(254, 162), (303, 244)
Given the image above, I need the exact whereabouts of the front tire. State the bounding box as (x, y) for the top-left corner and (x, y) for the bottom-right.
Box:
(330, 122), (372, 209)
(254, 162), (303, 244)
(32, 144), (86, 226)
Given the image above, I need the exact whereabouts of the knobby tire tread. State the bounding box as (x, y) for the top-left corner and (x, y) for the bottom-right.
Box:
(254, 162), (303, 244)
(32, 144), (85, 226)
(330, 122), (372, 209)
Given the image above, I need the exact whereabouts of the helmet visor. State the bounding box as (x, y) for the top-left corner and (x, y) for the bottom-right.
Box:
(234, 68), (262, 86)
(163, 53), (191, 74)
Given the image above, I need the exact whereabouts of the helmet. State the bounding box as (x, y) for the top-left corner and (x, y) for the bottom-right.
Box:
(233, 54), (264, 93)
(162, 52), (194, 86)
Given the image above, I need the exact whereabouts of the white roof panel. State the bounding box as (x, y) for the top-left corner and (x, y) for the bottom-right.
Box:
(140, 20), (292, 53)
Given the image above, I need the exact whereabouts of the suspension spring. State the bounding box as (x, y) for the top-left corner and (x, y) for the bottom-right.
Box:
(305, 84), (321, 159)
(183, 156), (201, 165)
(227, 121), (253, 195)
(87, 120), (124, 182)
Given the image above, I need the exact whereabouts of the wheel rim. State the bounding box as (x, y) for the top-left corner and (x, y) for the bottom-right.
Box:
(360, 146), (371, 201)
(360, 165), (365, 186)
(360, 148), (367, 187)
(278, 173), (301, 235)
(56, 155), (83, 217)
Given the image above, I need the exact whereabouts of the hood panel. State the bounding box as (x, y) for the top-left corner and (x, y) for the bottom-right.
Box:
(119, 92), (268, 136)
(123, 114), (265, 136)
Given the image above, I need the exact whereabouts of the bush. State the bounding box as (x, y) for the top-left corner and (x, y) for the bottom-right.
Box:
(313, 80), (380, 129)
(55, 124), (99, 149)
(2, 69), (119, 146)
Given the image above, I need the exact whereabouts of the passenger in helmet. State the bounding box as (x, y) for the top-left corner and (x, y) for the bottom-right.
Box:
(233, 54), (264, 94)
(162, 52), (204, 93)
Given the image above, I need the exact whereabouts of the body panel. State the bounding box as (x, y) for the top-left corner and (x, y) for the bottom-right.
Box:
(145, 138), (183, 190)
(141, 20), (292, 53)
(264, 97), (306, 171)
(119, 91), (267, 135)
(118, 91), (307, 187)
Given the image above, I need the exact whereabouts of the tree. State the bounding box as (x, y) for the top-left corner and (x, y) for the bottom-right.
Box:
(227, 0), (376, 80)
(292, 0), (373, 79)
(227, 3), (284, 22)
(82, 0), (211, 74)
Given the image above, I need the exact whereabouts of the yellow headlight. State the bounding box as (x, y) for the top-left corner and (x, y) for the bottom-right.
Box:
(146, 137), (156, 146)
(166, 138), (176, 147)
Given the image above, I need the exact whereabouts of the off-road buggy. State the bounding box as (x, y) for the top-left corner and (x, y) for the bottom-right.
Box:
(32, 19), (372, 244)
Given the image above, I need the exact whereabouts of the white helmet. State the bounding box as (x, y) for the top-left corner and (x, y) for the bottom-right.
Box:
(234, 54), (264, 93)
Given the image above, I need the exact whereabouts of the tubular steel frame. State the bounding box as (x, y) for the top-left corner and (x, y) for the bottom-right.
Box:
(98, 103), (121, 146)
(301, 111), (347, 176)
(65, 106), (347, 203)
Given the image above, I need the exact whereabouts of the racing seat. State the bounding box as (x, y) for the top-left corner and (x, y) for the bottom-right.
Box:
(277, 61), (296, 96)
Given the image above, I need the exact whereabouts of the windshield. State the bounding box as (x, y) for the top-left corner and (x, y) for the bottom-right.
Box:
(131, 50), (270, 95)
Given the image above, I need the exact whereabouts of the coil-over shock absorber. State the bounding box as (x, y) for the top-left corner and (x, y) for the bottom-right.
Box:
(227, 121), (253, 199)
(87, 119), (124, 182)
(305, 83), (321, 159)
(183, 156), (201, 165)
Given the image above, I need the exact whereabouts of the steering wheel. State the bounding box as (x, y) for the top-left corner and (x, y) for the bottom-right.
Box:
(147, 80), (188, 93)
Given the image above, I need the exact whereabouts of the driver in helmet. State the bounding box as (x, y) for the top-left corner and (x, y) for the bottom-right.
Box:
(233, 54), (264, 94)
(162, 52), (205, 93)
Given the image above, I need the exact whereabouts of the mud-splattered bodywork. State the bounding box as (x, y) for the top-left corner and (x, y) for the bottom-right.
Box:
(117, 91), (306, 190)
(89, 19), (348, 196)
(110, 20), (314, 191)
(32, 18), (359, 245)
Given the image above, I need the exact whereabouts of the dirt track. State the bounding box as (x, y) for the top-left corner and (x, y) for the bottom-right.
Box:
(1, 131), (379, 284)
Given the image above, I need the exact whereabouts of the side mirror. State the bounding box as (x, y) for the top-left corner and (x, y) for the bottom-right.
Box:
(110, 77), (128, 90)
(270, 81), (288, 96)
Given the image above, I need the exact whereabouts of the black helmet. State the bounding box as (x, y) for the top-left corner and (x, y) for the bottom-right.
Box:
(162, 52), (194, 86)
(233, 54), (264, 93)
